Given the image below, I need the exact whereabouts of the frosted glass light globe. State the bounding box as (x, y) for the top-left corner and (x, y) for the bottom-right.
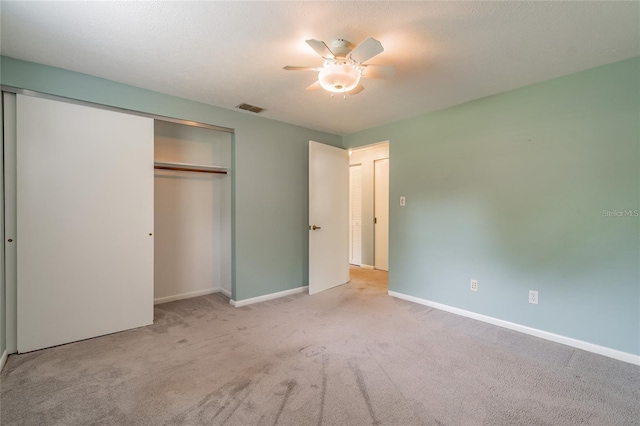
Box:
(318, 63), (361, 93)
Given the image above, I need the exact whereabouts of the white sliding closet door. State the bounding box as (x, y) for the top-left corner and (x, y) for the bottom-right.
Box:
(17, 95), (154, 353)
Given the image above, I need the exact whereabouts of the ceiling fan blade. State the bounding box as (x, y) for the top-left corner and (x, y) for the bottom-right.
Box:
(283, 66), (321, 71)
(306, 39), (335, 59)
(349, 37), (384, 64)
(349, 82), (365, 95)
(305, 81), (322, 91)
(361, 64), (395, 79)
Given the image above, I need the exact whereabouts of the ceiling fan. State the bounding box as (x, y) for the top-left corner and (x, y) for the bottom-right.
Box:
(283, 37), (395, 97)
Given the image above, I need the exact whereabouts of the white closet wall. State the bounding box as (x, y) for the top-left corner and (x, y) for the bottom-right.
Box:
(154, 121), (231, 303)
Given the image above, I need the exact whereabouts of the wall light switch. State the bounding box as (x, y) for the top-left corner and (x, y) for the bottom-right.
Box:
(400, 196), (406, 206)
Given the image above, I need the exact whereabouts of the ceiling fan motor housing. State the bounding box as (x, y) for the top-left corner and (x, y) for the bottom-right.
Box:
(330, 39), (351, 57)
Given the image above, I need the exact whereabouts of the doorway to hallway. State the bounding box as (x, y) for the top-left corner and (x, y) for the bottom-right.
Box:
(348, 142), (389, 271)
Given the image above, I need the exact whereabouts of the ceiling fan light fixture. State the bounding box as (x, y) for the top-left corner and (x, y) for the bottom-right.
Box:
(285, 37), (392, 96)
(318, 63), (361, 93)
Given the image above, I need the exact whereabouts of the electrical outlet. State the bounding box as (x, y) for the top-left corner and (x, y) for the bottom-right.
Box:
(400, 196), (406, 206)
(529, 290), (538, 304)
(470, 279), (478, 292)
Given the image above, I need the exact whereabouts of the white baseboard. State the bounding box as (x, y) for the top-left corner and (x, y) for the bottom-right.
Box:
(388, 290), (640, 366)
(0, 349), (7, 373)
(154, 288), (220, 305)
(220, 288), (232, 298)
(360, 264), (374, 270)
(230, 286), (308, 308)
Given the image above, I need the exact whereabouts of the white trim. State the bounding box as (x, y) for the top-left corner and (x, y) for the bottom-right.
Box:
(220, 288), (232, 298)
(154, 288), (220, 305)
(388, 291), (640, 366)
(360, 264), (374, 270)
(230, 286), (308, 308)
(2, 86), (234, 133)
(0, 349), (7, 373)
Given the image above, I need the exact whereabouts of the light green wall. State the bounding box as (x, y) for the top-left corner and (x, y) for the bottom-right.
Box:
(344, 57), (640, 355)
(0, 56), (342, 302)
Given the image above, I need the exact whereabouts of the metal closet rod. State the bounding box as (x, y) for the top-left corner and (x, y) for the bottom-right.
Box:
(154, 162), (229, 175)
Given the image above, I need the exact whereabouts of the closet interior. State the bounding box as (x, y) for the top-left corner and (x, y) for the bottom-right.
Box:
(153, 120), (232, 304)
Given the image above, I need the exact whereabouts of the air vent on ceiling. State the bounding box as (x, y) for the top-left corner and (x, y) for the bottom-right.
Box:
(236, 103), (265, 113)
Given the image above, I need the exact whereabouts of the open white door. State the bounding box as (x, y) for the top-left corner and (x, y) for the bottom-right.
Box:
(309, 141), (349, 295)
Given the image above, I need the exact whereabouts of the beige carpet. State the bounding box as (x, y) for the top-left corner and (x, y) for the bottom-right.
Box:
(1, 266), (639, 425)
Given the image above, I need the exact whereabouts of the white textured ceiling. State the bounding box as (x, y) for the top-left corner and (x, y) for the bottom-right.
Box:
(1, 1), (639, 135)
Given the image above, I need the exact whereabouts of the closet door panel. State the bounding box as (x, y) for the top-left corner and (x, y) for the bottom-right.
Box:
(16, 95), (154, 353)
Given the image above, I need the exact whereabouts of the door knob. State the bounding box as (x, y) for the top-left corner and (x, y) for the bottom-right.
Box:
(310, 225), (321, 230)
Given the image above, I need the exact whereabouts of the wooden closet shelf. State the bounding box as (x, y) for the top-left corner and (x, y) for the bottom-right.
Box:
(154, 162), (229, 175)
